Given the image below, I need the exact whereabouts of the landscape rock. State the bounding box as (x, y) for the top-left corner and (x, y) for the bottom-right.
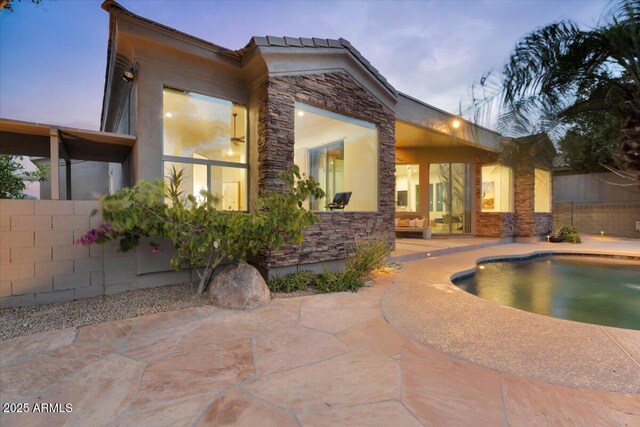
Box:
(208, 261), (270, 309)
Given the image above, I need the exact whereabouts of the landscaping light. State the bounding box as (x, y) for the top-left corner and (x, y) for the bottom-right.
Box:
(452, 119), (461, 129)
(600, 230), (604, 236)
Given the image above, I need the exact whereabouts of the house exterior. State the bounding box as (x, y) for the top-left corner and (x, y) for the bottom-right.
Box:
(99, 0), (553, 273)
(0, 0), (554, 306)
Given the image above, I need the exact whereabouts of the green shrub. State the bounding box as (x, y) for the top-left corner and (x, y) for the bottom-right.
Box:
(268, 271), (316, 293)
(266, 236), (393, 294)
(79, 165), (324, 294)
(559, 226), (581, 243)
(346, 237), (392, 281)
(315, 270), (363, 293)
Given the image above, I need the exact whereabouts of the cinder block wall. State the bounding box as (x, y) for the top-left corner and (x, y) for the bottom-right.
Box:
(553, 202), (640, 238)
(0, 200), (188, 307)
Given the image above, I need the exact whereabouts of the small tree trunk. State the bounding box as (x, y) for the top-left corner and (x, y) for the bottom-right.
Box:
(196, 258), (222, 294)
(196, 265), (211, 295)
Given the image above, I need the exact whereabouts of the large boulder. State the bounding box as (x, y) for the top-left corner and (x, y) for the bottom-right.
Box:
(208, 261), (270, 309)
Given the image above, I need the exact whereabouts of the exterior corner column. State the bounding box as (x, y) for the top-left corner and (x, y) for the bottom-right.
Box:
(49, 127), (60, 200)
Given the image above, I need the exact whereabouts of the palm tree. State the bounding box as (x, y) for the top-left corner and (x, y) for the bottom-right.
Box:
(465, 0), (639, 179)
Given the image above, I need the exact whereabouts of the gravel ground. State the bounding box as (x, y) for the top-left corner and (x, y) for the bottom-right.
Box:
(0, 283), (321, 341)
(0, 283), (208, 341)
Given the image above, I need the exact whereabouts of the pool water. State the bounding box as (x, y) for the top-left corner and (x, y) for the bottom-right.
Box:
(454, 255), (640, 330)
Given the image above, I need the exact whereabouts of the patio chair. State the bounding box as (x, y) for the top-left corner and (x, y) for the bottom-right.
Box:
(325, 192), (352, 210)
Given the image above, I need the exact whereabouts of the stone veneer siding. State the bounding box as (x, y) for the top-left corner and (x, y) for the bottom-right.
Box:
(474, 163), (516, 237)
(257, 72), (395, 269)
(474, 159), (552, 238)
(515, 163), (553, 237)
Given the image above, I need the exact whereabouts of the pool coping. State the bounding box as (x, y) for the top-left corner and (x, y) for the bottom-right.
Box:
(379, 243), (640, 394)
(450, 250), (640, 282)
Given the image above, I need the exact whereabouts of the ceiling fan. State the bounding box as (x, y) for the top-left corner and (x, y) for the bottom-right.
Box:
(230, 113), (245, 146)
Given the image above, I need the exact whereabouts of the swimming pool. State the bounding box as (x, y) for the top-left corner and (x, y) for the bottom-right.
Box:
(453, 255), (640, 330)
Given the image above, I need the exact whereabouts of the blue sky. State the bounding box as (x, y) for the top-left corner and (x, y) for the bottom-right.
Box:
(1, 0), (607, 131)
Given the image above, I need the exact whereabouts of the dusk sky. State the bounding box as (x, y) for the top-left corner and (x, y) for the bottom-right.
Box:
(1, 0), (607, 131)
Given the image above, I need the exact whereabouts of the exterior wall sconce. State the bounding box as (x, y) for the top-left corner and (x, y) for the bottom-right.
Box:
(452, 119), (461, 129)
(121, 64), (137, 83)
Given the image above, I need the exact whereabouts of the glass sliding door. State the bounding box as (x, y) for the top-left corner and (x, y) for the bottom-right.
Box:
(450, 163), (472, 234)
(395, 164), (420, 212)
(429, 163), (472, 234)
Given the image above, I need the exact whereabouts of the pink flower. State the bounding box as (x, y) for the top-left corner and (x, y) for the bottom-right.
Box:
(151, 246), (162, 254)
(76, 223), (114, 246)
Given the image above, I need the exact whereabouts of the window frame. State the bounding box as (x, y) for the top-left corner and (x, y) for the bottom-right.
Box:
(162, 86), (249, 212)
(480, 163), (514, 213)
(294, 102), (380, 213)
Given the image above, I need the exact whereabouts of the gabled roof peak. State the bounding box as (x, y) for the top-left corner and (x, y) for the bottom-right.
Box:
(239, 36), (395, 95)
(100, 1), (396, 96)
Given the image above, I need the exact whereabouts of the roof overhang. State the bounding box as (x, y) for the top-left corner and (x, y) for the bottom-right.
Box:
(0, 118), (136, 163)
(395, 93), (502, 152)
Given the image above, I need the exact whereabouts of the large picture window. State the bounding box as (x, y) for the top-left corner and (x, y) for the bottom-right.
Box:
(294, 103), (378, 211)
(162, 87), (247, 211)
(481, 164), (514, 212)
(534, 168), (551, 212)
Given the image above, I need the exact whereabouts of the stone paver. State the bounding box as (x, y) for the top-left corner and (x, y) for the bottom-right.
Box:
(0, 327), (76, 365)
(197, 389), (297, 426)
(337, 316), (406, 356)
(299, 293), (381, 333)
(131, 340), (254, 411)
(400, 341), (505, 426)
(112, 394), (214, 427)
(502, 375), (616, 426)
(298, 401), (423, 427)
(246, 349), (400, 411)
(0, 344), (113, 401)
(254, 326), (347, 375)
(0, 239), (638, 426)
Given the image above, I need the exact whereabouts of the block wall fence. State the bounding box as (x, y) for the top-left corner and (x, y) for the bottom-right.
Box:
(0, 200), (189, 307)
(553, 201), (640, 238)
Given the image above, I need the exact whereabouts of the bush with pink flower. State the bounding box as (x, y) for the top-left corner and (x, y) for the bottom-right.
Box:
(76, 165), (323, 294)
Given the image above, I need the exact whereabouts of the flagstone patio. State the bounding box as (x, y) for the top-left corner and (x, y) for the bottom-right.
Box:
(0, 239), (639, 426)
